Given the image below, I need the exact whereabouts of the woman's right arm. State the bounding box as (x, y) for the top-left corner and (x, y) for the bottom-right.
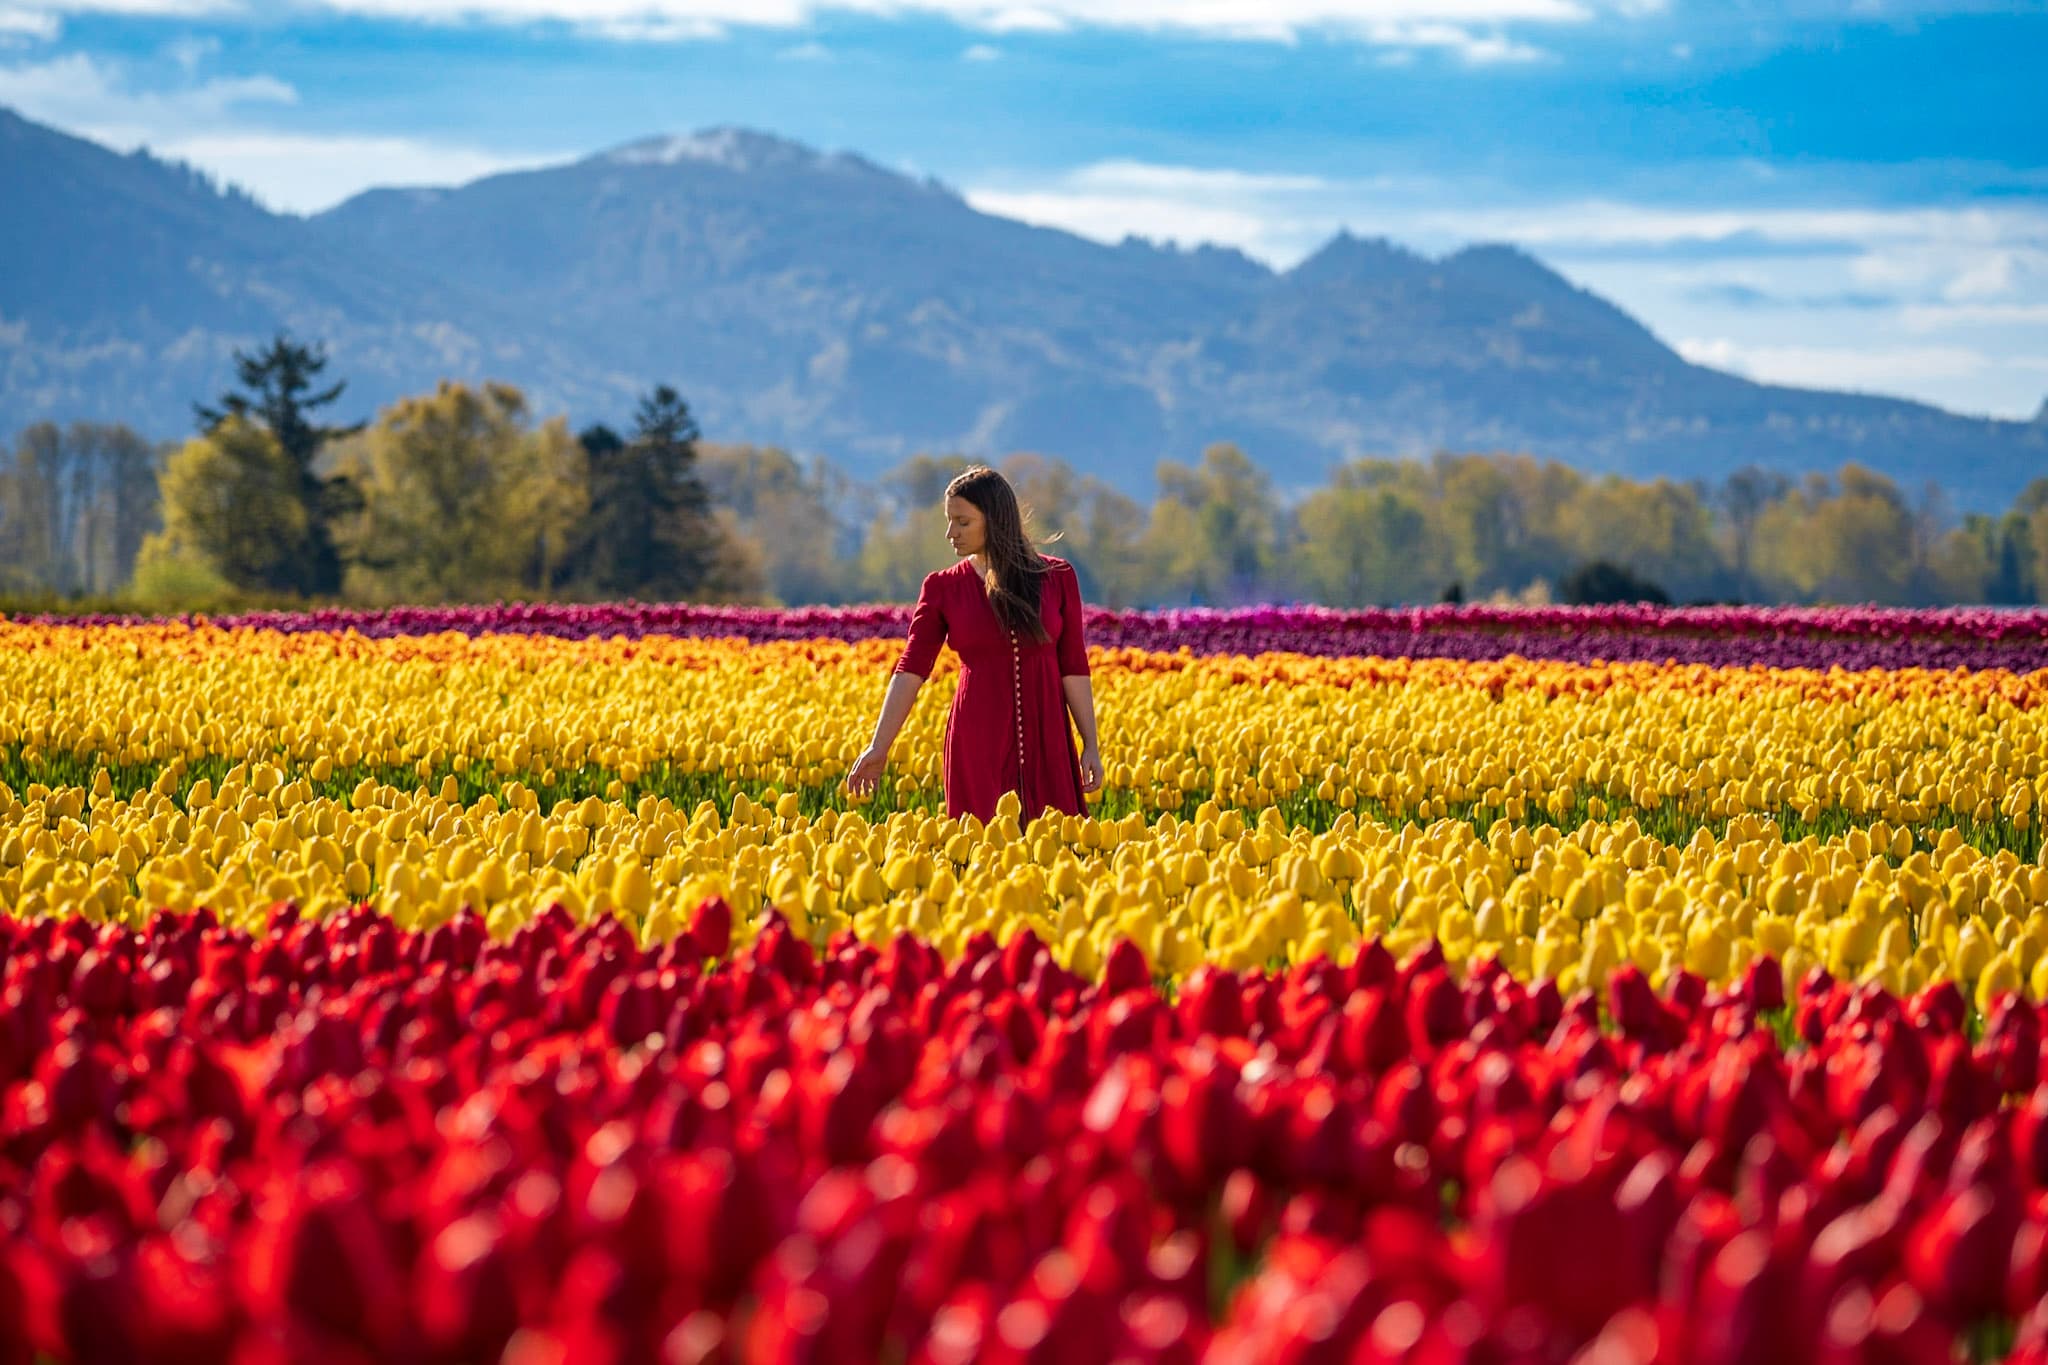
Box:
(868, 673), (924, 751)
(847, 673), (925, 798)
(847, 574), (946, 799)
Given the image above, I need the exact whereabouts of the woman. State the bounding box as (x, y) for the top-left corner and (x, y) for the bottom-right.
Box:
(844, 466), (1104, 822)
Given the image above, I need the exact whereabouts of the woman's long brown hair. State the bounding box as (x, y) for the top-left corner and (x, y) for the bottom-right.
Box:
(947, 466), (1057, 644)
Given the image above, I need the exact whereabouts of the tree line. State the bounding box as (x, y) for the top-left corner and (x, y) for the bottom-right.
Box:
(4, 333), (2047, 611)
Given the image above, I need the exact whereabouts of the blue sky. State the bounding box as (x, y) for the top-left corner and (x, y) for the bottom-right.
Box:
(4, 1), (2046, 420)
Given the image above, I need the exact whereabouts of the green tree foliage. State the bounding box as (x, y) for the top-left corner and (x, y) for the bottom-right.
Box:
(1751, 466), (1914, 603)
(1718, 467), (1793, 603)
(1558, 476), (1722, 604)
(2014, 479), (2048, 606)
(570, 385), (720, 600)
(857, 454), (976, 603)
(23, 375), (2048, 611)
(135, 417), (308, 593)
(826, 449), (2045, 609)
(127, 546), (233, 612)
(999, 452), (1149, 609)
(696, 443), (848, 605)
(1146, 443), (1278, 607)
(330, 381), (587, 604)
(1068, 478), (1150, 610)
(1977, 509), (2033, 606)
(1292, 462), (1444, 607)
(1433, 454), (1574, 596)
(194, 332), (363, 596)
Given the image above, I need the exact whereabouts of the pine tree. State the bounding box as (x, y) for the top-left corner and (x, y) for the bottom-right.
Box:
(574, 386), (717, 599)
(194, 331), (363, 596)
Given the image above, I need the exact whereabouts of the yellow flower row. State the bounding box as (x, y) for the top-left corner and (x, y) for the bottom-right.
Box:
(6, 767), (2046, 1006)
(0, 620), (2044, 833)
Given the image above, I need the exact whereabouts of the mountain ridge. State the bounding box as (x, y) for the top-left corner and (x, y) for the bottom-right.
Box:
(3, 105), (2041, 508)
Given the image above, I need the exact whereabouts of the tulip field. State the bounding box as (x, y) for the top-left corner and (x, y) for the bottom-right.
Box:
(2, 601), (2047, 1363)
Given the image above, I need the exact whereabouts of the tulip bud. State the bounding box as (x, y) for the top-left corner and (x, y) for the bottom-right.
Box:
(1907, 1185), (2019, 1322)
(689, 896), (733, 960)
(1177, 965), (1243, 1038)
(243, 1163), (405, 1349)
(1403, 968), (1464, 1051)
(1101, 939), (1150, 997)
(1742, 955), (1786, 1013)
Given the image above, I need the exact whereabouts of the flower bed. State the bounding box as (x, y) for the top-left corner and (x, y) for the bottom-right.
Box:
(2, 608), (2046, 1361)
(19, 601), (2048, 671)
(2, 903), (2044, 1363)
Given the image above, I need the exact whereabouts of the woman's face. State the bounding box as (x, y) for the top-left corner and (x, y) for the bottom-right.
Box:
(945, 495), (986, 558)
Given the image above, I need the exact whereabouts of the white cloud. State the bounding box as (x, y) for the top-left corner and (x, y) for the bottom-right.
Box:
(968, 158), (1359, 262)
(11, 0), (1621, 45)
(0, 50), (294, 143)
(0, 49), (558, 213)
(164, 32), (218, 70)
(977, 5), (1067, 31)
(777, 38), (832, 57)
(0, 7), (60, 39)
(965, 162), (2048, 280)
(1901, 301), (2048, 330)
(1676, 338), (1990, 386)
(0, 0), (230, 38)
(1069, 159), (1330, 195)
(1443, 29), (1545, 60)
(1425, 200), (2039, 254)
(580, 14), (727, 39)
(12, 0), (224, 13)
(1938, 248), (2045, 304)
(971, 187), (1305, 257)
(1361, 19), (1548, 61)
(1674, 338), (2048, 415)
(961, 41), (1001, 58)
(152, 131), (562, 213)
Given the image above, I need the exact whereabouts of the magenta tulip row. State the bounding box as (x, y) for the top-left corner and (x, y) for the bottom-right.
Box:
(22, 600), (2048, 671)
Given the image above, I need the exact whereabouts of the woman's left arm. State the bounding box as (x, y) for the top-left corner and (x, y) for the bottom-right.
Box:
(1062, 674), (1103, 793)
(1056, 564), (1103, 793)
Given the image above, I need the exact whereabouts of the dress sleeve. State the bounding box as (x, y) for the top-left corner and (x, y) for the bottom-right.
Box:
(1056, 561), (1090, 678)
(892, 571), (948, 678)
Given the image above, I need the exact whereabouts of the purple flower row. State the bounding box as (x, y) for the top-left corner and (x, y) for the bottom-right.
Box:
(22, 600), (2048, 671)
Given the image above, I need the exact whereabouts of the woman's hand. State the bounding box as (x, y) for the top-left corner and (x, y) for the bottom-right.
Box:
(844, 744), (889, 800)
(1078, 743), (1104, 795)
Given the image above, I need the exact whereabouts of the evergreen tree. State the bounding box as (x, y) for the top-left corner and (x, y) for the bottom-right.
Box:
(577, 424), (625, 462)
(194, 331), (362, 596)
(573, 386), (717, 599)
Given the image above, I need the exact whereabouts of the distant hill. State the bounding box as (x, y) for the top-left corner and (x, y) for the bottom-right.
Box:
(0, 107), (615, 439)
(4, 107), (2043, 507)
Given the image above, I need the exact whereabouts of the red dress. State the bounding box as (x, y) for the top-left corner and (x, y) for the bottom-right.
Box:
(892, 554), (1091, 824)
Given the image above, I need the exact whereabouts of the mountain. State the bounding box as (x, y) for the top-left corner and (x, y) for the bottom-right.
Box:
(0, 107), (617, 437)
(4, 107), (2043, 508)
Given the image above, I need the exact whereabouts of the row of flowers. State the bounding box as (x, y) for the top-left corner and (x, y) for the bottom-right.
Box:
(17, 600), (2048, 670)
(6, 763), (2048, 1002)
(4, 625), (2045, 849)
(1, 901), (2044, 1362)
